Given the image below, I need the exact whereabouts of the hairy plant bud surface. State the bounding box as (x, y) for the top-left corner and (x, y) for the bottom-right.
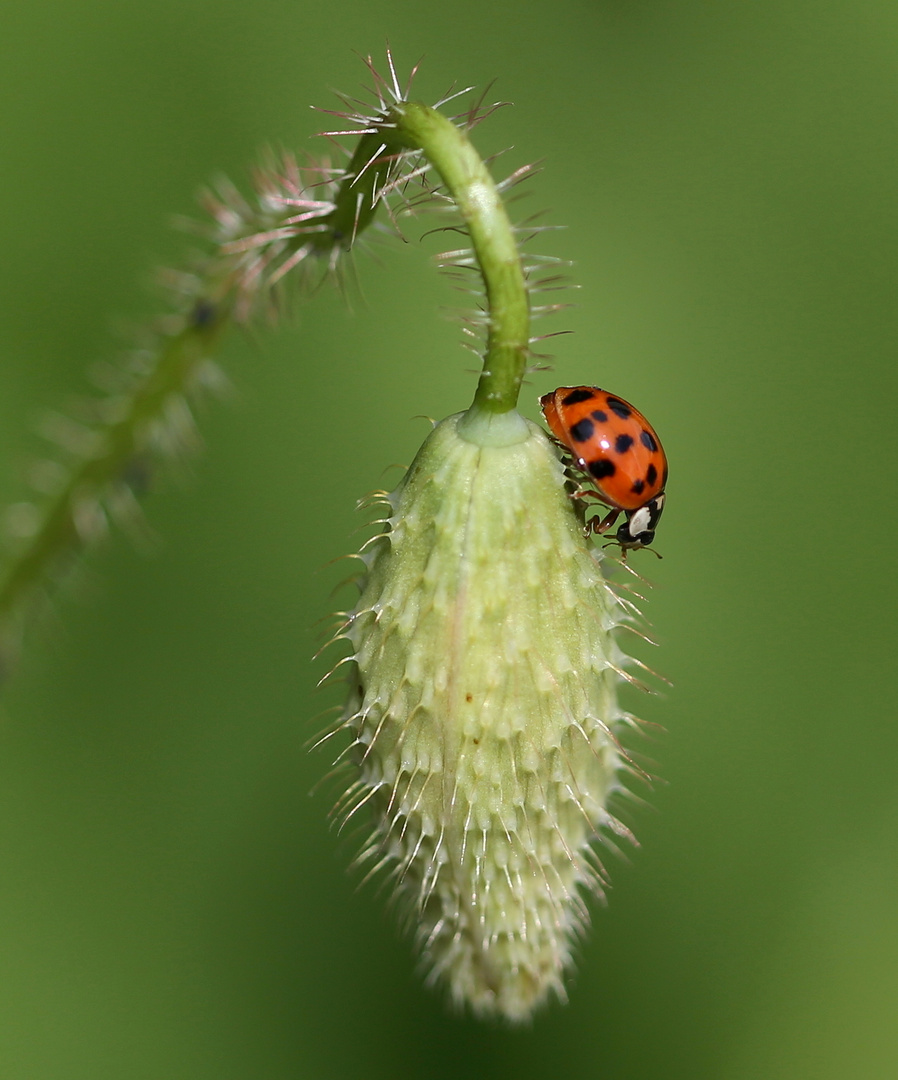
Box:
(335, 407), (642, 1021)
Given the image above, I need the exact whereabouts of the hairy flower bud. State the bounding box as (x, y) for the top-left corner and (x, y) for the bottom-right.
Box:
(333, 407), (643, 1021)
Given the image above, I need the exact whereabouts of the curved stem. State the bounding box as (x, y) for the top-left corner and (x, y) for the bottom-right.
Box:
(384, 102), (531, 415)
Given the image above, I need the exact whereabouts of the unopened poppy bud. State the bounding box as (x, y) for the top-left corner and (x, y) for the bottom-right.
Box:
(334, 406), (640, 1021)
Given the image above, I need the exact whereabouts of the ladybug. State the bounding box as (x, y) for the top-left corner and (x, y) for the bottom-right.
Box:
(540, 386), (668, 554)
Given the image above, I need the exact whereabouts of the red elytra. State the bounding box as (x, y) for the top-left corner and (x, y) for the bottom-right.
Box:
(540, 385), (668, 551)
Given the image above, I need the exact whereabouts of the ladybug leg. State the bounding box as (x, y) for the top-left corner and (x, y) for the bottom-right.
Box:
(569, 484), (605, 502)
(589, 507), (621, 535)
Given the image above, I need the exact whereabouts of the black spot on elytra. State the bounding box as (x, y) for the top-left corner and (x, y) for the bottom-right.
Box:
(591, 409), (608, 423)
(631, 478), (645, 495)
(569, 418), (595, 443)
(588, 458), (616, 480)
(615, 433), (634, 454)
(640, 429), (658, 452)
(646, 463), (658, 487)
(606, 396), (631, 419)
(563, 388), (596, 406)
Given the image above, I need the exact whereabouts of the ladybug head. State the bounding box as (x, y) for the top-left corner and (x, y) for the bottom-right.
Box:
(616, 493), (665, 550)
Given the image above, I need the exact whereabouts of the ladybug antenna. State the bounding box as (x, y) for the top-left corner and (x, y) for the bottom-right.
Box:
(600, 540), (663, 562)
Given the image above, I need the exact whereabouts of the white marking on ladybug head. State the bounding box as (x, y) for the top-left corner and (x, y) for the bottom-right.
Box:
(627, 505), (653, 539)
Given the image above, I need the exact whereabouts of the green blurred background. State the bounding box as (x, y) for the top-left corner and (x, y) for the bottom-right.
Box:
(2, 1), (897, 1077)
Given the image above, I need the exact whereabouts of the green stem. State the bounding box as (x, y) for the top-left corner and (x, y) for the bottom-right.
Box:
(0, 310), (227, 627)
(381, 102), (531, 416)
(326, 131), (402, 247)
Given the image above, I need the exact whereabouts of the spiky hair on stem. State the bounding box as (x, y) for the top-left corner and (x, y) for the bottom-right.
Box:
(310, 52), (572, 365)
